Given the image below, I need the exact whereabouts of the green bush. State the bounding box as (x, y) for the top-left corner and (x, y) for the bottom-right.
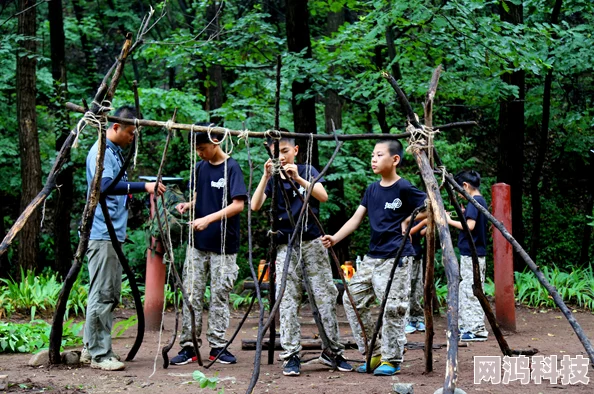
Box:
(0, 319), (83, 354)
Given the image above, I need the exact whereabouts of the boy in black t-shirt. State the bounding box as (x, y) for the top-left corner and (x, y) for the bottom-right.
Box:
(322, 140), (426, 376)
(252, 135), (352, 376)
(170, 129), (248, 365)
(447, 170), (489, 342)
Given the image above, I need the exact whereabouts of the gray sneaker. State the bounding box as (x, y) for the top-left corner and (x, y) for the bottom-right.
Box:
(91, 356), (125, 371)
(80, 347), (91, 364)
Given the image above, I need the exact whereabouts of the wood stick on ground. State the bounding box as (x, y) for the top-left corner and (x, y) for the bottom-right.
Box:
(445, 173), (594, 366)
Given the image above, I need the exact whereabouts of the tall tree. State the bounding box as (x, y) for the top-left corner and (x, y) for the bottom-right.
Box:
(529, 0), (562, 260)
(206, 1), (224, 125)
(324, 8), (348, 271)
(16, 0), (41, 271)
(49, 0), (73, 276)
(286, 0), (319, 169)
(498, 0), (526, 271)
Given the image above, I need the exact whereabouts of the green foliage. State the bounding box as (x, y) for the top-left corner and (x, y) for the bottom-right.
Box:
(514, 265), (594, 311)
(111, 315), (138, 339)
(192, 370), (223, 392)
(0, 319), (83, 354)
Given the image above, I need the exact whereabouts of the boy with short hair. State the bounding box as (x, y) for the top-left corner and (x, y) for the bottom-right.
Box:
(170, 129), (247, 365)
(447, 170), (489, 342)
(251, 135), (352, 376)
(321, 140), (426, 376)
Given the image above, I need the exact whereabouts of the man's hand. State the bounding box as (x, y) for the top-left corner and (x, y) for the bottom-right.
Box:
(191, 217), (210, 231)
(321, 234), (336, 249)
(283, 163), (299, 180)
(146, 182), (166, 196)
(176, 202), (191, 214)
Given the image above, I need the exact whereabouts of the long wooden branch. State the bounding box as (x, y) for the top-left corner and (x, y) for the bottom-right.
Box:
(47, 33), (136, 364)
(445, 173), (594, 366)
(66, 102), (411, 141)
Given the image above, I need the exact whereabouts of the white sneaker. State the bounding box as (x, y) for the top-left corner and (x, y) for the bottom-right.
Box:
(91, 357), (125, 371)
(80, 347), (91, 364)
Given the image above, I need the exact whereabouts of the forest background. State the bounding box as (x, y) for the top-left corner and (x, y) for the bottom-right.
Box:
(0, 0), (593, 288)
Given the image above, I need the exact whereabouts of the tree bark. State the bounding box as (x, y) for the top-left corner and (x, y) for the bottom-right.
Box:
(71, 0), (97, 93)
(49, 0), (73, 276)
(17, 0), (41, 272)
(529, 0), (562, 260)
(206, 1), (224, 125)
(498, 1), (526, 271)
(286, 0), (319, 169)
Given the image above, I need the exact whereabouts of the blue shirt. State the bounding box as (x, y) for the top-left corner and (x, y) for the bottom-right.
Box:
(361, 178), (427, 259)
(87, 139), (128, 242)
(264, 164), (323, 244)
(458, 195), (488, 257)
(191, 158), (247, 254)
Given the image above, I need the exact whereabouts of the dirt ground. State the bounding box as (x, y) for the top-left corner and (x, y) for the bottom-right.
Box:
(1, 303), (593, 394)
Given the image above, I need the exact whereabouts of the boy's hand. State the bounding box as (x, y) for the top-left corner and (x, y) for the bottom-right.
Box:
(263, 159), (273, 179)
(283, 163), (299, 180)
(176, 202), (191, 214)
(191, 217), (210, 231)
(146, 182), (166, 196)
(321, 234), (336, 249)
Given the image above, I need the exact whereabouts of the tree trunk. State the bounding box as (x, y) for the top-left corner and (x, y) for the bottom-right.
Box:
(49, 0), (73, 276)
(17, 0), (41, 272)
(529, 0), (562, 261)
(324, 8), (347, 274)
(579, 151), (594, 267)
(71, 0), (97, 93)
(498, 1), (526, 271)
(286, 0), (319, 169)
(206, 2), (224, 125)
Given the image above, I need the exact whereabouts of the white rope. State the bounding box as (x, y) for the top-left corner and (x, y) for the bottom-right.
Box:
(189, 124), (197, 303)
(133, 118), (140, 169)
(40, 199), (47, 229)
(237, 129), (250, 143)
(298, 134), (314, 266)
(265, 129), (282, 140)
(72, 100), (113, 148)
(219, 135), (230, 284)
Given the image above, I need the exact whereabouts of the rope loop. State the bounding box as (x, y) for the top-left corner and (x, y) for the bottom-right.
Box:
(265, 129), (282, 140)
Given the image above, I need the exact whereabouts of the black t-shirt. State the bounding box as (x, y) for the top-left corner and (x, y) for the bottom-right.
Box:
(458, 195), (488, 257)
(191, 158), (247, 254)
(411, 220), (424, 258)
(264, 164), (323, 244)
(361, 178), (427, 259)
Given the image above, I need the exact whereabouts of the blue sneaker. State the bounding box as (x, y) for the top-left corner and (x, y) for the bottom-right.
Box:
(373, 361), (401, 376)
(416, 322), (426, 332)
(460, 332), (487, 342)
(283, 354), (300, 376)
(170, 346), (197, 365)
(209, 348), (237, 364)
(355, 355), (381, 373)
(405, 322), (417, 334)
(319, 352), (353, 372)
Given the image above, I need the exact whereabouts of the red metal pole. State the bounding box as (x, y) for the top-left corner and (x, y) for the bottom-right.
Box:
(144, 197), (166, 331)
(491, 183), (516, 332)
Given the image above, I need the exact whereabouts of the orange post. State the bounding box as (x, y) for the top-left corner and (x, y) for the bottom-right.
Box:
(144, 197), (166, 331)
(491, 183), (516, 332)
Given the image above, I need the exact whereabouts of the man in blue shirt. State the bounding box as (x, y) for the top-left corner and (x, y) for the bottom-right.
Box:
(81, 105), (165, 371)
(322, 140), (426, 376)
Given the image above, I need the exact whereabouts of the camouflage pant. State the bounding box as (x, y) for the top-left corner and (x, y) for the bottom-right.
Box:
(276, 238), (344, 359)
(409, 256), (424, 323)
(343, 255), (412, 363)
(459, 255), (488, 337)
(180, 247), (238, 349)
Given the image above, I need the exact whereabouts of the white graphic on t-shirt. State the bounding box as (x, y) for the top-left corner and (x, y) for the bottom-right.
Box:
(385, 198), (402, 210)
(293, 185), (306, 197)
(211, 178), (225, 189)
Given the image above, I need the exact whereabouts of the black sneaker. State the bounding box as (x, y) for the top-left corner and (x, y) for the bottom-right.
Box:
(283, 354), (301, 376)
(170, 346), (197, 365)
(460, 332), (488, 342)
(319, 352), (353, 372)
(209, 348), (237, 364)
